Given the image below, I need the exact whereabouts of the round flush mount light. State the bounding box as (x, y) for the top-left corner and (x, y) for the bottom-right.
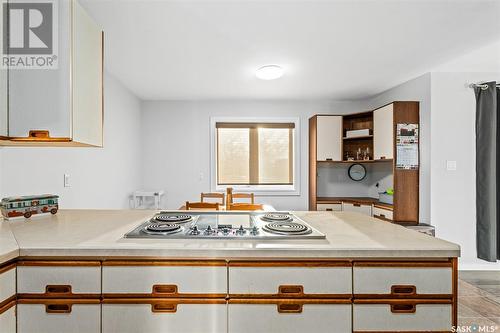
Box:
(255, 65), (284, 80)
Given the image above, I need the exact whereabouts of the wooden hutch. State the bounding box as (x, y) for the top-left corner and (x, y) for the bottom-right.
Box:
(309, 101), (420, 224)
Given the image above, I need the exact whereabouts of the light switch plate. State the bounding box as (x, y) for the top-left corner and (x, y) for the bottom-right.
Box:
(64, 174), (71, 187)
(446, 160), (457, 171)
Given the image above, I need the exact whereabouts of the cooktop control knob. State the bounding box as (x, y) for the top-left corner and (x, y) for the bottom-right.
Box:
(236, 225), (246, 235)
(222, 227), (230, 235)
(204, 225), (213, 235)
(191, 225), (200, 235)
(250, 226), (259, 235)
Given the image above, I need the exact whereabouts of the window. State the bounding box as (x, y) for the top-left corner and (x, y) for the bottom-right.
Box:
(213, 119), (298, 194)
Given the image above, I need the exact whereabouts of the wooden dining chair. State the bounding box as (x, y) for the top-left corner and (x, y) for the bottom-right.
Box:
(185, 201), (219, 210)
(200, 192), (225, 206)
(227, 203), (263, 211)
(226, 187), (254, 204)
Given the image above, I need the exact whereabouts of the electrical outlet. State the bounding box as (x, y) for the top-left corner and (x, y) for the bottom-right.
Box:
(446, 160), (457, 171)
(64, 174), (71, 187)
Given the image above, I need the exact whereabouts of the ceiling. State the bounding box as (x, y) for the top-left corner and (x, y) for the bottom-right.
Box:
(81, 0), (500, 101)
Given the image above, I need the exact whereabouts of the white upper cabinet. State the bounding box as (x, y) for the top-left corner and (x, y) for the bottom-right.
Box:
(3, 0), (103, 146)
(373, 104), (394, 160)
(316, 116), (342, 161)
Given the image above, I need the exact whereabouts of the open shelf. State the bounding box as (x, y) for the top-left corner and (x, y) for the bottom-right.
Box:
(317, 159), (393, 164)
(343, 135), (373, 140)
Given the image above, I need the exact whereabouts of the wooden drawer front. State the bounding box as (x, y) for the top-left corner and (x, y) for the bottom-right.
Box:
(372, 206), (393, 221)
(353, 265), (452, 297)
(353, 302), (452, 332)
(102, 302), (227, 333)
(102, 264), (227, 296)
(342, 203), (372, 216)
(17, 264), (101, 296)
(229, 263), (352, 297)
(0, 303), (16, 333)
(0, 265), (16, 302)
(17, 302), (100, 333)
(228, 301), (351, 333)
(317, 203), (342, 212)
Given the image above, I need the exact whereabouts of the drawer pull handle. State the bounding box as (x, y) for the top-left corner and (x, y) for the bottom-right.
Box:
(151, 303), (177, 313)
(46, 304), (72, 313)
(152, 284), (178, 295)
(277, 303), (303, 313)
(278, 285), (304, 295)
(46, 285), (72, 294)
(326, 208), (333, 211)
(29, 130), (50, 139)
(390, 304), (416, 313)
(326, 158), (333, 161)
(353, 203), (361, 207)
(391, 285), (417, 295)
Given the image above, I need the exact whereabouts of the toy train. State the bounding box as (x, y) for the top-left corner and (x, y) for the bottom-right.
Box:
(1, 194), (59, 219)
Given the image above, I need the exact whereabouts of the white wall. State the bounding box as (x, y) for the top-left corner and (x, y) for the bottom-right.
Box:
(366, 73), (432, 223)
(141, 99), (368, 211)
(0, 72), (142, 209)
(430, 72), (500, 270)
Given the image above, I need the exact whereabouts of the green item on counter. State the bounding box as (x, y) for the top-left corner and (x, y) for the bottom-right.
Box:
(386, 188), (394, 195)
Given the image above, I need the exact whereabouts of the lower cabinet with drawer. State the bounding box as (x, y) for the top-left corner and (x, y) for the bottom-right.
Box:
(102, 299), (226, 333)
(17, 261), (101, 298)
(343, 202), (372, 216)
(228, 299), (352, 333)
(316, 203), (342, 212)
(353, 300), (453, 332)
(17, 299), (101, 333)
(372, 206), (393, 222)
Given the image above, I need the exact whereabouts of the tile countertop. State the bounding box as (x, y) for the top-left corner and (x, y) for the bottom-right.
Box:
(0, 209), (459, 263)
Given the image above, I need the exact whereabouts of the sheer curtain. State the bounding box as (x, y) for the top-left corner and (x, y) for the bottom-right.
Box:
(475, 81), (500, 262)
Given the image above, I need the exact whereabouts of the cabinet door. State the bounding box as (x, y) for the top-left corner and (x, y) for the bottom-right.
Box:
(17, 302), (100, 333)
(8, 0), (72, 138)
(0, 264), (16, 302)
(72, 0), (103, 146)
(373, 104), (394, 160)
(316, 116), (342, 161)
(0, 304), (16, 333)
(102, 301), (227, 333)
(228, 301), (351, 333)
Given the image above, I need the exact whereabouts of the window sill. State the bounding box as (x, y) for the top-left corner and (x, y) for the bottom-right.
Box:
(214, 184), (300, 196)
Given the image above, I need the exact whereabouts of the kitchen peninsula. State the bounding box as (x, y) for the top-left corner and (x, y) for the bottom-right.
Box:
(0, 210), (460, 333)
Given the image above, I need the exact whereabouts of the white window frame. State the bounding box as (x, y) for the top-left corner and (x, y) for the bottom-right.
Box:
(210, 117), (300, 196)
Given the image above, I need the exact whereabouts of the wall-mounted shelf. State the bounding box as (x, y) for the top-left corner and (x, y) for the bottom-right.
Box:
(342, 135), (373, 140)
(317, 159), (393, 164)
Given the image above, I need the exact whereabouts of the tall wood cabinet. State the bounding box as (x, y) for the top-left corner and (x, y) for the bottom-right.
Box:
(309, 101), (420, 224)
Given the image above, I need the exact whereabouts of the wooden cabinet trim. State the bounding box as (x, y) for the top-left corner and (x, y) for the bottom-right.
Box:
(0, 298), (16, 315)
(17, 260), (101, 267)
(353, 261), (452, 268)
(228, 260), (352, 267)
(229, 293), (352, 299)
(0, 262), (15, 274)
(353, 299), (452, 305)
(228, 298), (351, 305)
(373, 214), (392, 222)
(18, 298), (101, 305)
(102, 260), (226, 266)
(102, 298), (226, 305)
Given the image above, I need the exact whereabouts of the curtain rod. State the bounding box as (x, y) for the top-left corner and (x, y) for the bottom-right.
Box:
(469, 82), (500, 90)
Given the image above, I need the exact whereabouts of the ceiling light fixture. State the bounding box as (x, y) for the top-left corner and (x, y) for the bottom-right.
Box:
(255, 65), (284, 80)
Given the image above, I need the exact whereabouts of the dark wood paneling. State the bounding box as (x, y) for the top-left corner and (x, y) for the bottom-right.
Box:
(309, 116), (317, 210)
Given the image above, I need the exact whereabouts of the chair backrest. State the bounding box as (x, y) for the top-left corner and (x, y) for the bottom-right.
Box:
(227, 203), (263, 211)
(200, 192), (225, 205)
(185, 201), (219, 211)
(226, 188), (254, 204)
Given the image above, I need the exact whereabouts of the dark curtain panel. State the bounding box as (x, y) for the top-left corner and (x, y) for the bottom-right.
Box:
(475, 81), (500, 262)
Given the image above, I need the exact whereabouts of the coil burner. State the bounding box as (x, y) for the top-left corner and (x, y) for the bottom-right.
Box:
(260, 213), (293, 223)
(144, 222), (182, 235)
(262, 222), (312, 235)
(153, 214), (193, 224)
